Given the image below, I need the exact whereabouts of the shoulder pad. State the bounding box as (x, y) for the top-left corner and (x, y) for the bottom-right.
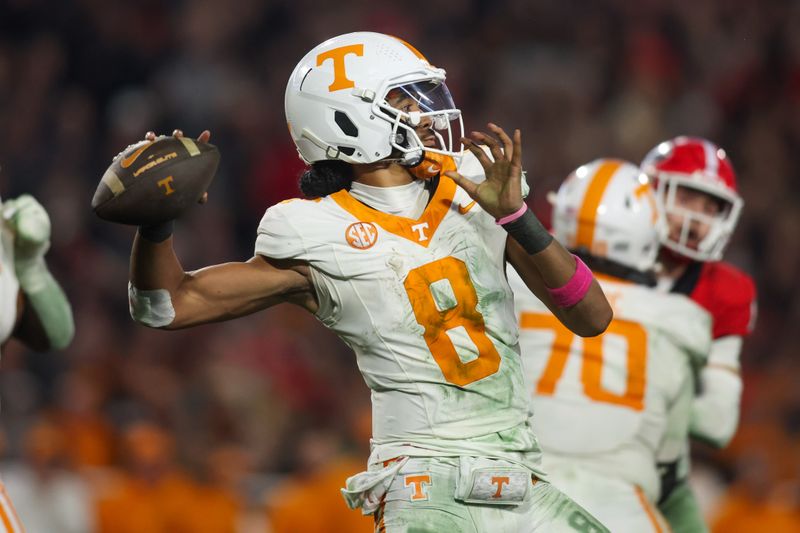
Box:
(254, 199), (320, 260)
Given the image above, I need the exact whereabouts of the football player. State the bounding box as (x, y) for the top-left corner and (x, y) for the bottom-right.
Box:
(641, 137), (757, 533)
(510, 159), (712, 532)
(125, 32), (614, 531)
(1, 193), (75, 532)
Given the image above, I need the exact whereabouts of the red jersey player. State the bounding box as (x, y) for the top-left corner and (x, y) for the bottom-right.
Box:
(641, 136), (757, 533)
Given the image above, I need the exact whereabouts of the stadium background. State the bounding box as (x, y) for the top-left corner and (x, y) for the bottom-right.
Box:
(1, 0), (799, 531)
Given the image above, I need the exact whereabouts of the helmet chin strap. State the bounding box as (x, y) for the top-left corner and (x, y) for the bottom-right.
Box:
(401, 149), (424, 167)
(389, 130), (424, 167)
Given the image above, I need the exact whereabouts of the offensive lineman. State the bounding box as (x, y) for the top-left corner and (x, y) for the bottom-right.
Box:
(510, 159), (712, 532)
(642, 137), (757, 533)
(1, 192), (75, 532)
(122, 32), (614, 531)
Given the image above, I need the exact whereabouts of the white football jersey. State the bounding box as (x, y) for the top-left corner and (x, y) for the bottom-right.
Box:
(509, 269), (711, 500)
(0, 211), (20, 347)
(254, 155), (544, 473)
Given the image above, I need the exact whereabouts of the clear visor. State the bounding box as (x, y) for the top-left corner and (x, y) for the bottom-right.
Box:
(379, 80), (463, 161)
(386, 81), (458, 119)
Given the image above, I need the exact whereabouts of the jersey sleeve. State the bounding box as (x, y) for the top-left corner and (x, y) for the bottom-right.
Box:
(702, 264), (757, 339)
(713, 280), (756, 338)
(254, 200), (308, 260)
(689, 336), (744, 448)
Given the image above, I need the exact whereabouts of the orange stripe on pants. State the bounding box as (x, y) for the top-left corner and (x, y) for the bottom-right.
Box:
(635, 485), (669, 533)
(0, 483), (24, 533)
(374, 501), (386, 533)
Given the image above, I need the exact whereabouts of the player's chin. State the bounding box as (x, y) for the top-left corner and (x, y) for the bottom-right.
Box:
(683, 239), (702, 251)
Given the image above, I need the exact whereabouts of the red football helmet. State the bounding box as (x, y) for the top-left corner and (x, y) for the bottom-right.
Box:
(641, 136), (743, 261)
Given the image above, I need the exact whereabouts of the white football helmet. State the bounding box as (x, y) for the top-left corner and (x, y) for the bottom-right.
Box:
(285, 32), (463, 166)
(552, 159), (666, 272)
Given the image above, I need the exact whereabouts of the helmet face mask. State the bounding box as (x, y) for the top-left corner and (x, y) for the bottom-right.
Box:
(379, 80), (463, 166)
(641, 136), (743, 262)
(285, 32), (464, 168)
(656, 174), (742, 261)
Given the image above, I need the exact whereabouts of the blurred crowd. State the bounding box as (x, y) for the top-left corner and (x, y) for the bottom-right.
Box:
(0, 0), (799, 531)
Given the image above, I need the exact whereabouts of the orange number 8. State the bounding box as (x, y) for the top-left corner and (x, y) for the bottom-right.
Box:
(521, 312), (647, 411)
(404, 257), (501, 386)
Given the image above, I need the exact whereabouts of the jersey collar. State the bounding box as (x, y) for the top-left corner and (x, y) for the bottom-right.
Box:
(330, 176), (457, 248)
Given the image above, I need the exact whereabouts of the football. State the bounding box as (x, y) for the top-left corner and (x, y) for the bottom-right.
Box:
(92, 135), (220, 226)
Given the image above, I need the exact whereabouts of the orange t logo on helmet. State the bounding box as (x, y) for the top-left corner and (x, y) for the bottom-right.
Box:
(316, 44), (364, 91)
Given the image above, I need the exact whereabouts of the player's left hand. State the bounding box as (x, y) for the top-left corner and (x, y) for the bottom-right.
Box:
(444, 123), (524, 219)
(2, 194), (51, 267)
(147, 129), (212, 204)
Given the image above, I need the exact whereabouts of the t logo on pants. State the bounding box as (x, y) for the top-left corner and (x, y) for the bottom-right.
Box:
(404, 474), (432, 501)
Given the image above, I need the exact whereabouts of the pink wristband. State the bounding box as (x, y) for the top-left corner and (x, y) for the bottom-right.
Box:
(546, 255), (593, 308)
(495, 204), (528, 225)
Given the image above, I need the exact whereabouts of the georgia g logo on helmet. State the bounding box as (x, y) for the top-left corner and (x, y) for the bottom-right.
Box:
(284, 32), (464, 168)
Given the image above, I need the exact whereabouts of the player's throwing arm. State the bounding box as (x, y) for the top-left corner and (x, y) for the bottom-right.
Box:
(94, 129), (317, 330)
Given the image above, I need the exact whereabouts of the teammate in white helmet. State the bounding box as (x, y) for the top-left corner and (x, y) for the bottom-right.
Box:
(509, 159), (712, 532)
(1, 191), (75, 532)
(120, 32), (615, 531)
(642, 137), (756, 533)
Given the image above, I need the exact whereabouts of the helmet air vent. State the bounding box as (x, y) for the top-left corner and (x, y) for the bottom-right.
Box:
(334, 111), (359, 138)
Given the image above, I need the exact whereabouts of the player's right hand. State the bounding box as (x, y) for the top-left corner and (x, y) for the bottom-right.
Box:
(2, 194), (52, 267)
(146, 129), (212, 204)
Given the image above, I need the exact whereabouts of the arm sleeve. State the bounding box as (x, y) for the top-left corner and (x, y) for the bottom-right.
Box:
(16, 258), (75, 350)
(254, 202), (307, 260)
(689, 335), (744, 447)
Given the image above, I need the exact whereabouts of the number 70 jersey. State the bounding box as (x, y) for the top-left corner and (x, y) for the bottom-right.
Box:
(255, 172), (539, 469)
(509, 269), (711, 500)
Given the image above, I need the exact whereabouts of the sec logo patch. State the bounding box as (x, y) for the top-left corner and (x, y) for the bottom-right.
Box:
(346, 222), (378, 249)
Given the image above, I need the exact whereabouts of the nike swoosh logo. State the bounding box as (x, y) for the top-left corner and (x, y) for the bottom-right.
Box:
(427, 165), (438, 174)
(458, 201), (476, 215)
(120, 142), (153, 168)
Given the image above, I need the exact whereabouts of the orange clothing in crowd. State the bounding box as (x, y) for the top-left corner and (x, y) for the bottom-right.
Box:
(181, 484), (241, 533)
(96, 471), (211, 533)
(59, 414), (116, 468)
(712, 487), (800, 533)
(268, 457), (373, 533)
